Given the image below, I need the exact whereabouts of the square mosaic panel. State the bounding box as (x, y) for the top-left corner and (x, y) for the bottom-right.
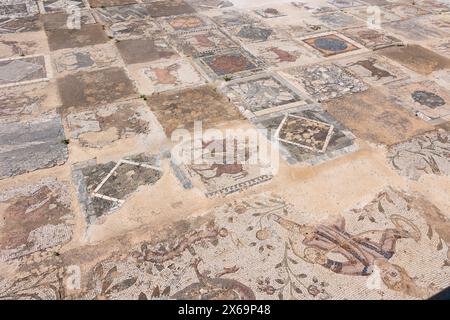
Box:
(104, 19), (162, 41)
(0, 115), (68, 179)
(281, 63), (368, 102)
(384, 4), (431, 19)
(144, 0), (195, 18)
(336, 54), (409, 86)
(210, 10), (258, 28)
(225, 23), (281, 44)
(46, 24), (109, 51)
(244, 39), (320, 69)
(72, 154), (162, 225)
(197, 48), (262, 80)
(343, 28), (403, 50)
(389, 81), (450, 124)
(88, 0), (137, 7)
(0, 178), (73, 262)
(39, 0), (86, 13)
(0, 0), (39, 18)
(94, 4), (151, 24)
(301, 33), (361, 57)
(253, 104), (356, 165)
(384, 18), (450, 42)
(159, 13), (215, 33)
(315, 11), (363, 29)
(66, 100), (156, 148)
(41, 10), (96, 31)
(0, 55), (49, 88)
(116, 38), (177, 64)
(51, 43), (121, 76)
(185, 0), (234, 11)
(222, 73), (309, 118)
(328, 0), (364, 9)
(129, 57), (206, 95)
(0, 16), (42, 35)
(174, 138), (273, 197)
(344, 5), (402, 23)
(170, 28), (237, 58)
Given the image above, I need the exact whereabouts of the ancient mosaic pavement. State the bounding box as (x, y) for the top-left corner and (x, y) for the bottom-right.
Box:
(1, 0), (450, 301)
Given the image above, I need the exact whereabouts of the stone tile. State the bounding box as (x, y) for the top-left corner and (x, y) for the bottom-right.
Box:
(46, 24), (109, 51)
(384, 4), (431, 20)
(39, 0), (87, 13)
(315, 11), (364, 29)
(222, 73), (310, 118)
(159, 13), (216, 33)
(388, 130), (450, 181)
(324, 89), (433, 146)
(51, 43), (122, 76)
(384, 18), (449, 42)
(57, 67), (137, 109)
(0, 178), (73, 262)
(343, 28), (403, 50)
(0, 115), (68, 179)
(66, 100), (161, 148)
(72, 154), (162, 225)
(94, 4), (151, 24)
(209, 9), (258, 28)
(144, 0), (195, 18)
(253, 104), (356, 165)
(0, 55), (49, 88)
(196, 48), (263, 81)
(378, 45), (450, 75)
(104, 19), (163, 41)
(146, 85), (243, 136)
(40, 10), (96, 31)
(128, 57), (206, 95)
(328, 0), (364, 9)
(115, 38), (177, 64)
(224, 23), (284, 44)
(281, 63), (368, 102)
(185, 0), (234, 11)
(388, 80), (450, 124)
(336, 54), (409, 86)
(0, 0), (39, 19)
(300, 32), (362, 57)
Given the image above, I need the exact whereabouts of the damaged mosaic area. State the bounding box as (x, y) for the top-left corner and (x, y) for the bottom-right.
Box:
(1, 0), (450, 301)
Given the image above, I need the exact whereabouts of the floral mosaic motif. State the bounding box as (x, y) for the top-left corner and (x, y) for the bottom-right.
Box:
(303, 33), (360, 57)
(388, 130), (450, 181)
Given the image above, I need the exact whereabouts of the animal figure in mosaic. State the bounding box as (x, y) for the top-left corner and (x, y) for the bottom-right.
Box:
(171, 258), (256, 300)
(270, 213), (420, 276)
(348, 58), (394, 80)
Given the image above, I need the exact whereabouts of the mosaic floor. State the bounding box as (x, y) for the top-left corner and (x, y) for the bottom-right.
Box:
(0, 0), (449, 300)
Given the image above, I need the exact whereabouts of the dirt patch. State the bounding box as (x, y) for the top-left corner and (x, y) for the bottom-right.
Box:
(46, 24), (109, 51)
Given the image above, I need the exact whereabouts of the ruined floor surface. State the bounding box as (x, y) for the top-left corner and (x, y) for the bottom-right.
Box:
(1, 0), (450, 300)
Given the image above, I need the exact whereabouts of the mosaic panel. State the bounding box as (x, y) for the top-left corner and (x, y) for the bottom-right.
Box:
(104, 19), (162, 41)
(0, 16), (42, 34)
(0, 55), (49, 88)
(0, 178), (73, 262)
(0, 115), (68, 179)
(159, 14), (214, 33)
(385, 4), (431, 19)
(315, 11), (363, 29)
(281, 63), (368, 102)
(197, 48), (262, 80)
(94, 4), (151, 24)
(344, 5), (402, 23)
(254, 7), (286, 19)
(253, 104), (356, 165)
(389, 81), (450, 124)
(328, 0), (364, 9)
(144, 0), (195, 18)
(302, 33), (361, 57)
(40, 0), (86, 13)
(116, 38), (177, 64)
(88, 0), (137, 7)
(0, 32), (49, 59)
(66, 100), (155, 148)
(130, 57), (206, 95)
(185, 0), (234, 11)
(40, 10), (96, 31)
(226, 23), (281, 44)
(0, 0), (39, 18)
(343, 28), (403, 50)
(46, 24), (109, 51)
(210, 10), (258, 28)
(222, 73), (309, 118)
(384, 18), (449, 42)
(72, 154), (162, 225)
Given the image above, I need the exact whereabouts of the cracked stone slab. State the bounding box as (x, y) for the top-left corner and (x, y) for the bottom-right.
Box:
(324, 88), (433, 146)
(72, 154), (162, 225)
(146, 85), (243, 136)
(253, 104), (356, 165)
(0, 178), (73, 262)
(51, 43), (122, 76)
(0, 55), (50, 88)
(336, 53), (409, 87)
(65, 100), (159, 148)
(128, 57), (206, 95)
(388, 130), (450, 181)
(0, 115), (68, 179)
(378, 44), (450, 75)
(196, 48), (263, 81)
(57, 67), (137, 109)
(388, 81), (450, 124)
(222, 72), (311, 118)
(115, 38), (177, 64)
(280, 63), (368, 102)
(172, 138), (273, 197)
(46, 24), (109, 51)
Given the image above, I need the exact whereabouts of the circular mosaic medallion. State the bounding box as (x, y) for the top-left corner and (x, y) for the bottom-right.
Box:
(314, 37), (348, 52)
(411, 91), (445, 108)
